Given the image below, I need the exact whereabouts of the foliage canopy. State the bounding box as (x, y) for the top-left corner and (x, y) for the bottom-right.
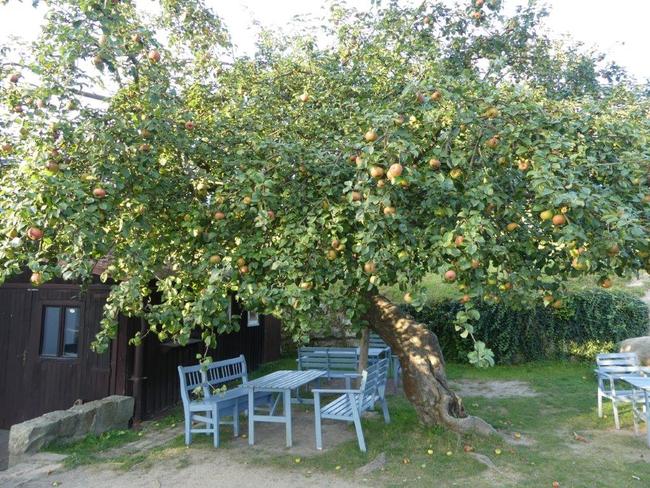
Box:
(1, 0), (648, 366)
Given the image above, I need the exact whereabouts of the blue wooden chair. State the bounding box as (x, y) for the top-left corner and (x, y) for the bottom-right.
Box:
(369, 332), (401, 386)
(177, 363), (245, 447)
(595, 352), (644, 429)
(313, 358), (390, 452)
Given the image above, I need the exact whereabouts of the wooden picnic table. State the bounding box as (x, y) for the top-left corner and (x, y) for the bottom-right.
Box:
(244, 369), (325, 448)
(622, 376), (650, 447)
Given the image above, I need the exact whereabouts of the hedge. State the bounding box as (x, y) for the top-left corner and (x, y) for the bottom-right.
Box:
(402, 289), (650, 364)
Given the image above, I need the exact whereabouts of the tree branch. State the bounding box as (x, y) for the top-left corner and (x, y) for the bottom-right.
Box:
(71, 88), (110, 102)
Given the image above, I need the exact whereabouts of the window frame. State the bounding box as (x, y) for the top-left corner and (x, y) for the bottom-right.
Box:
(39, 303), (83, 359)
(247, 310), (260, 327)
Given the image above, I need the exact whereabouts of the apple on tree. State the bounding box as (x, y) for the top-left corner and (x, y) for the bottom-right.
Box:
(27, 227), (43, 241)
(364, 129), (378, 142)
(148, 49), (161, 63)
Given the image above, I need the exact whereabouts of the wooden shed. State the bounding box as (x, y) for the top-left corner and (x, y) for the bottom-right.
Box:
(0, 271), (282, 429)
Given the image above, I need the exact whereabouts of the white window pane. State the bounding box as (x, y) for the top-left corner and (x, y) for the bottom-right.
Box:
(248, 311), (259, 327)
(41, 307), (60, 356)
(63, 307), (80, 357)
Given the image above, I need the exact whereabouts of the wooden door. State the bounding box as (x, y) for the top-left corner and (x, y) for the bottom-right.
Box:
(23, 285), (86, 422)
(0, 286), (36, 428)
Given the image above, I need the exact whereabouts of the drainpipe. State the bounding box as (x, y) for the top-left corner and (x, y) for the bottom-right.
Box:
(131, 317), (147, 422)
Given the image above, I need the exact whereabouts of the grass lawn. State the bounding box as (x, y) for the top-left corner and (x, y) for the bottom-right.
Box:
(47, 358), (650, 487)
(252, 360), (650, 487)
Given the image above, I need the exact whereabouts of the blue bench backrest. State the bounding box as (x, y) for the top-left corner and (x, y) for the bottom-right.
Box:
(369, 332), (388, 349)
(596, 352), (640, 376)
(177, 363), (205, 408)
(359, 358), (389, 412)
(298, 347), (359, 374)
(178, 355), (249, 405)
(202, 354), (248, 397)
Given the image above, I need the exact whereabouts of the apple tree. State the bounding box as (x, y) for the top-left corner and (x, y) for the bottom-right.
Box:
(1, 0), (648, 434)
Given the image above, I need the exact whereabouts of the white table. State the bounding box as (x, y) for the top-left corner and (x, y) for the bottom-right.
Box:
(245, 369), (325, 448)
(622, 376), (650, 446)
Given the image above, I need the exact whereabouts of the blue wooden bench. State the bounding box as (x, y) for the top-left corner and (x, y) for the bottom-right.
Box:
(296, 347), (360, 403)
(297, 346), (391, 377)
(595, 352), (645, 430)
(296, 346), (393, 400)
(368, 332), (389, 350)
(313, 357), (390, 452)
(177, 355), (272, 447)
(297, 347), (360, 382)
(178, 363), (241, 447)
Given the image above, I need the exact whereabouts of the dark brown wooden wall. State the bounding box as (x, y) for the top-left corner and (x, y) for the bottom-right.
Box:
(140, 335), (203, 419)
(0, 285), (34, 429)
(0, 281), (282, 428)
(139, 299), (272, 418)
(0, 283), (112, 429)
(263, 315), (282, 363)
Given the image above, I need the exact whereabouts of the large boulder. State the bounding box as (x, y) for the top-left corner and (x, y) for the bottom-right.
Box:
(69, 395), (134, 435)
(8, 395), (133, 456)
(619, 336), (650, 366)
(8, 410), (79, 456)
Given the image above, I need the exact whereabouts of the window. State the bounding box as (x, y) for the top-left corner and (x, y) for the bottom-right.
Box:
(40, 306), (81, 357)
(247, 311), (260, 327)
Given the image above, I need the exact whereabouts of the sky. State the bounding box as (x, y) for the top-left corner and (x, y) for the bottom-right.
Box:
(0, 0), (649, 81)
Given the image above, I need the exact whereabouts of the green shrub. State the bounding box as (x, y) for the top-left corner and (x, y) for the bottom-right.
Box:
(402, 289), (649, 364)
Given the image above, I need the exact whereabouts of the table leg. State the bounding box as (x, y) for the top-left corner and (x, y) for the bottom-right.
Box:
(284, 389), (292, 448)
(645, 390), (650, 448)
(248, 389), (255, 446)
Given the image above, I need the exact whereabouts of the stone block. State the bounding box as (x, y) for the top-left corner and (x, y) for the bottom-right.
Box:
(8, 395), (134, 456)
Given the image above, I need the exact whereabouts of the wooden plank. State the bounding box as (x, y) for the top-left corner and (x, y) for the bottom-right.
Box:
(0, 287), (33, 428)
(262, 315), (282, 362)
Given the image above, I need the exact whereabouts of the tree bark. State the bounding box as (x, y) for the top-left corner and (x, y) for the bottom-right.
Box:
(358, 327), (369, 373)
(363, 294), (495, 436)
(358, 327), (369, 389)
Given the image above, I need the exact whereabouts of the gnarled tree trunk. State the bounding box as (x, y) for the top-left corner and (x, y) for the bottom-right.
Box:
(364, 294), (495, 436)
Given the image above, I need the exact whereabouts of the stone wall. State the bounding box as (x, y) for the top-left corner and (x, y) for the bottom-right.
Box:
(9, 395), (134, 458)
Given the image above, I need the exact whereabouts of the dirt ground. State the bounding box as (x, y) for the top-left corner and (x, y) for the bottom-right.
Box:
(12, 448), (363, 488)
(450, 380), (540, 398)
(0, 408), (363, 488)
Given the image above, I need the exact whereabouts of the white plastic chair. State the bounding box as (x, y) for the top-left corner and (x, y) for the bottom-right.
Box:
(595, 352), (644, 429)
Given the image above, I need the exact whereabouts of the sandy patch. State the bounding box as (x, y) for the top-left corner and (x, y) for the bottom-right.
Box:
(9, 448), (362, 488)
(450, 380), (540, 398)
(564, 428), (650, 464)
(0, 409), (362, 488)
(228, 406), (358, 457)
